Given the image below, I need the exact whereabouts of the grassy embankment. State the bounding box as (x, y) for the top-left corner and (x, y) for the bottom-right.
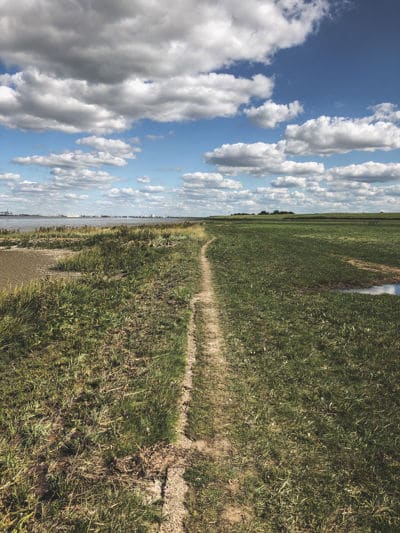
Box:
(186, 218), (400, 531)
(0, 223), (204, 531)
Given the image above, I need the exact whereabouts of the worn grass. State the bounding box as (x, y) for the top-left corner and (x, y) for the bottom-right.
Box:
(0, 223), (204, 531)
(187, 218), (400, 531)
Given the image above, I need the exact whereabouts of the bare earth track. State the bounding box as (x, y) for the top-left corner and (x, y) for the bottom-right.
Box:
(160, 238), (229, 532)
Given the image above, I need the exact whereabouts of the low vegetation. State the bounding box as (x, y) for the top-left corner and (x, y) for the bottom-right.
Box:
(187, 218), (400, 531)
(2, 217), (400, 531)
(0, 223), (204, 531)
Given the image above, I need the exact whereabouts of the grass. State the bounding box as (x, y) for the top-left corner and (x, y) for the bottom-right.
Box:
(0, 223), (205, 531)
(186, 218), (400, 531)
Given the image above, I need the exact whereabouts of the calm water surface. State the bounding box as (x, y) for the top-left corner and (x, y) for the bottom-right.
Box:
(338, 284), (400, 296)
(0, 217), (188, 232)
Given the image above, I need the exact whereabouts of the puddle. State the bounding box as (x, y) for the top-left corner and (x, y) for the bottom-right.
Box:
(338, 283), (400, 296)
(0, 248), (77, 290)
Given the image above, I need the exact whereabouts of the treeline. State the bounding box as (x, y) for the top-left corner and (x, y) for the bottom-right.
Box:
(231, 210), (295, 216)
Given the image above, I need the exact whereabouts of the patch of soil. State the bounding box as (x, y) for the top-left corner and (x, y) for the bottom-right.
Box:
(345, 258), (400, 277)
(0, 248), (78, 289)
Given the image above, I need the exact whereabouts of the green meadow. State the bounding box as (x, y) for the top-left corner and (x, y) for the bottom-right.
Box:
(0, 224), (204, 531)
(1, 217), (400, 531)
(186, 217), (400, 531)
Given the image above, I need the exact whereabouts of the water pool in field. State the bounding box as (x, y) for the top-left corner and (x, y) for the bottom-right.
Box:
(338, 283), (400, 296)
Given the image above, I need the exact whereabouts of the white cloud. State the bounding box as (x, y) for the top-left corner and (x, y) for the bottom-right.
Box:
(204, 142), (324, 176)
(245, 100), (303, 128)
(0, 172), (21, 182)
(50, 168), (118, 189)
(183, 172), (243, 190)
(0, 71), (128, 133)
(76, 136), (139, 157)
(140, 185), (165, 193)
(8, 169), (118, 196)
(271, 176), (307, 188)
(64, 193), (89, 200)
(371, 103), (400, 123)
(137, 176), (151, 183)
(13, 150), (131, 169)
(329, 162), (400, 183)
(0, 1), (328, 82)
(0, 0), (328, 133)
(284, 115), (400, 155)
(107, 188), (140, 199)
(0, 70), (273, 132)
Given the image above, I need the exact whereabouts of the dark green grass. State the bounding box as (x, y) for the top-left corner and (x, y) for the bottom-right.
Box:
(211, 212), (400, 222)
(0, 224), (204, 531)
(192, 220), (400, 531)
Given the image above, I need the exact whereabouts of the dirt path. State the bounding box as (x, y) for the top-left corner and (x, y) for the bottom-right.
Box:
(160, 238), (228, 532)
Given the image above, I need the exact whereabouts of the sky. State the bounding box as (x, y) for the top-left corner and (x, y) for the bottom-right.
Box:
(0, 0), (399, 216)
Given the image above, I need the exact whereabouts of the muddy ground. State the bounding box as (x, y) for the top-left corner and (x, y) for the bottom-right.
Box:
(0, 248), (76, 290)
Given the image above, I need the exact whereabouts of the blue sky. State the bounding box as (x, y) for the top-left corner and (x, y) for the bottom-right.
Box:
(0, 0), (399, 215)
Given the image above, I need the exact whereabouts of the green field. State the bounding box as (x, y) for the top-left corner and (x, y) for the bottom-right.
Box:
(0, 224), (204, 531)
(186, 218), (400, 531)
(1, 218), (400, 531)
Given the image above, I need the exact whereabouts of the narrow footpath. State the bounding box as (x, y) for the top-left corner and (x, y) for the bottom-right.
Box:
(160, 237), (230, 532)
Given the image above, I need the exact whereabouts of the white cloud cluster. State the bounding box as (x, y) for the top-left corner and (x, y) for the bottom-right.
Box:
(271, 176), (307, 188)
(76, 136), (137, 156)
(0, 0), (328, 132)
(371, 103), (400, 123)
(204, 142), (325, 176)
(14, 151), (129, 169)
(329, 162), (400, 183)
(137, 176), (151, 184)
(0, 172), (20, 182)
(0, 70), (273, 132)
(0, 1), (327, 82)
(245, 100), (303, 128)
(0, 71), (128, 133)
(13, 136), (139, 169)
(183, 172), (243, 190)
(284, 115), (400, 155)
(7, 136), (139, 197)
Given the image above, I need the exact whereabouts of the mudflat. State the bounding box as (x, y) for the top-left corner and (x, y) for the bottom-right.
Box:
(0, 248), (75, 289)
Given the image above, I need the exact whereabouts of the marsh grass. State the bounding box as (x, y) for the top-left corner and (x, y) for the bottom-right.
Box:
(187, 219), (400, 531)
(0, 223), (204, 531)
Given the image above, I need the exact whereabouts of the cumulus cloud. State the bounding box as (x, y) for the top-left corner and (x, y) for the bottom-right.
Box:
(13, 135), (139, 169)
(0, 70), (273, 132)
(140, 185), (165, 193)
(137, 176), (151, 183)
(0, 0), (328, 132)
(64, 193), (89, 200)
(329, 162), (400, 183)
(107, 188), (140, 199)
(245, 100), (303, 128)
(8, 169), (118, 196)
(0, 1), (328, 83)
(0, 71), (128, 133)
(204, 142), (324, 176)
(284, 115), (400, 155)
(371, 103), (400, 123)
(183, 172), (243, 190)
(76, 136), (139, 156)
(50, 168), (118, 189)
(271, 176), (307, 188)
(13, 150), (130, 169)
(0, 172), (21, 182)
